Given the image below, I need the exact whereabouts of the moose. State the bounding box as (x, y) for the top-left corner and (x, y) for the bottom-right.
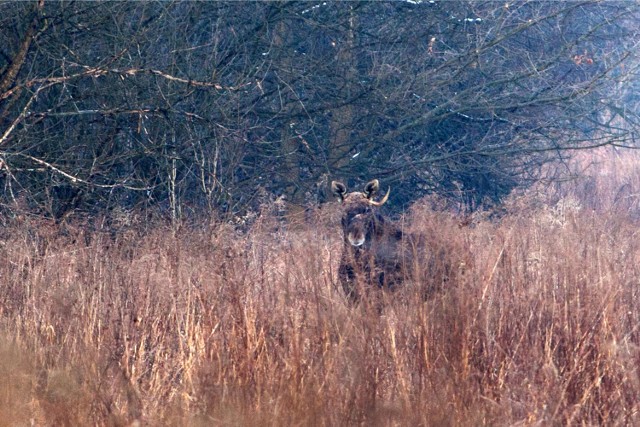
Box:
(332, 179), (442, 300)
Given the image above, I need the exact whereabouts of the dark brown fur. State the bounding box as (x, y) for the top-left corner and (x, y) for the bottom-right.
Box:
(332, 179), (433, 300)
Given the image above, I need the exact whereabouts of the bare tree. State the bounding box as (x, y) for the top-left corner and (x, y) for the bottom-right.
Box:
(318, 1), (639, 210)
(1, 1), (639, 222)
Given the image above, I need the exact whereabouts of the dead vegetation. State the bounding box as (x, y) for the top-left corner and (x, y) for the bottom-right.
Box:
(1, 148), (640, 426)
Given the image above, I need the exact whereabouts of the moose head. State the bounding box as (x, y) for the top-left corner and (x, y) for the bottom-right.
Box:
(331, 179), (390, 248)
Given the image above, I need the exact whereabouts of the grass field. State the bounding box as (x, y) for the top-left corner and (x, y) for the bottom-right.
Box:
(1, 148), (640, 426)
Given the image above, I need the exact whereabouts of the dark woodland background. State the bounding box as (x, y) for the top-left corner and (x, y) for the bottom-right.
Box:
(2, 1), (640, 224)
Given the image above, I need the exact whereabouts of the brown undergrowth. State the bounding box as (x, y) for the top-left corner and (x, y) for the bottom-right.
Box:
(1, 149), (640, 425)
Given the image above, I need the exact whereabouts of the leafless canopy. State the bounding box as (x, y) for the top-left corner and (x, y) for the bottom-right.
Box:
(2, 2), (640, 222)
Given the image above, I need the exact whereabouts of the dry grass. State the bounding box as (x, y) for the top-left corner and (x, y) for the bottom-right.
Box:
(1, 148), (640, 426)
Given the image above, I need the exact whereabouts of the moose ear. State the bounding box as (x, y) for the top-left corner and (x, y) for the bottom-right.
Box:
(363, 179), (380, 199)
(331, 181), (347, 201)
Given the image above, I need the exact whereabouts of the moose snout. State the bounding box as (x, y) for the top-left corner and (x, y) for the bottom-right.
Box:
(347, 232), (366, 247)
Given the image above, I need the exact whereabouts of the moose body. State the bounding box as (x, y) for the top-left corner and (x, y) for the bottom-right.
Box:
(332, 179), (429, 300)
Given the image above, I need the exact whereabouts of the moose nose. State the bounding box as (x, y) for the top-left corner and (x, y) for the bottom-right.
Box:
(348, 233), (365, 247)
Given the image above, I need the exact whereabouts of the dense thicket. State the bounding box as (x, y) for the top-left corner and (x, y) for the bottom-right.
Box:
(1, 149), (640, 425)
(1, 1), (639, 222)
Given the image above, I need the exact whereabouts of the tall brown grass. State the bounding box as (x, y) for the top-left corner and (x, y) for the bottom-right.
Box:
(1, 147), (640, 426)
